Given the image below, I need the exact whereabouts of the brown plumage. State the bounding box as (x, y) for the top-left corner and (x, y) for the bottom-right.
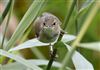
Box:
(34, 12), (61, 43)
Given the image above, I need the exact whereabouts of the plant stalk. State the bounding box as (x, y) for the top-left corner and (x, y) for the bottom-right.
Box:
(46, 49), (57, 70)
(0, 0), (14, 64)
(1, 0), (14, 49)
(59, 2), (99, 70)
(0, 0), (12, 25)
(46, 0), (77, 69)
(62, 0), (77, 30)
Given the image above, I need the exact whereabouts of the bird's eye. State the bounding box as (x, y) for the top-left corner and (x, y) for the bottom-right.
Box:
(53, 22), (56, 25)
(43, 23), (46, 26)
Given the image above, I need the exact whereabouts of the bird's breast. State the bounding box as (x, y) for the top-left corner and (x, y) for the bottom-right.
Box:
(38, 27), (59, 43)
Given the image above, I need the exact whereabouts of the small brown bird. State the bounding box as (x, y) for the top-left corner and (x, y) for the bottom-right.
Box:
(34, 12), (62, 43)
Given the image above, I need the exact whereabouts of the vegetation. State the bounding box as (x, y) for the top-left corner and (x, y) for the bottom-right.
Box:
(0, 0), (100, 70)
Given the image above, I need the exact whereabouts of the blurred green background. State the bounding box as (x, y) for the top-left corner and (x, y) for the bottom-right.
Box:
(0, 0), (100, 70)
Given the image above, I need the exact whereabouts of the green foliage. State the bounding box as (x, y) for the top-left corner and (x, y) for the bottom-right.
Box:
(0, 49), (42, 70)
(4, 0), (45, 51)
(0, 0), (100, 70)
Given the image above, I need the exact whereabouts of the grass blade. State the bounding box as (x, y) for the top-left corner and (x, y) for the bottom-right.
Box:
(61, 34), (76, 43)
(1, 0), (14, 49)
(64, 44), (94, 70)
(78, 42), (100, 52)
(62, 0), (76, 30)
(4, 0), (45, 51)
(9, 38), (50, 52)
(59, 1), (100, 70)
(2, 59), (72, 70)
(0, 49), (42, 70)
(78, 0), (94, 16)
(0, 0), (12, 25)
(9, 34), (76, 52)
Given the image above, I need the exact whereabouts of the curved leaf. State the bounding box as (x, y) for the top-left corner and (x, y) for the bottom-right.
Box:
(78, 0), (94, 16)
(61, 34), (76, 43)
(0, 33), (8, 47)
(64, 44), (94, 70)
(4, 0), (45, 51)
(78, 42), (100, 52)
(2, 59), (72, 70)
(9, 38), (50, 52)
(0, 0), (11, 25)
(9, 34), (76, 52)
(0, 49), (42, 70)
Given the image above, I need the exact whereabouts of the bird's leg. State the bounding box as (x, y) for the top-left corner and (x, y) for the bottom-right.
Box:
(49, 43), (58, 59)
(35, 33), (39, 38)
(60, 29), (67, 36)
(49, 43), (53, 56)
